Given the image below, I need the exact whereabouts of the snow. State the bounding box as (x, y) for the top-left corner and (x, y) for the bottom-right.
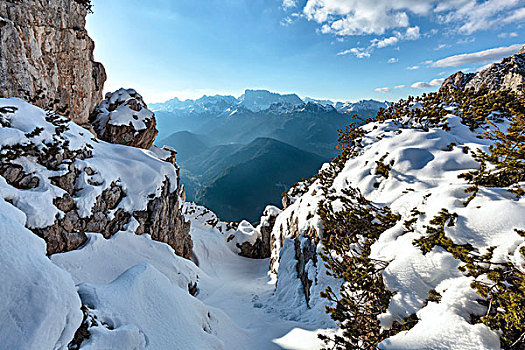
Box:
(51, 231), (198, 289)
(94, 88), (154, 131)
(2, 96), (522, 349)
(0, 198), (82, 350)
(268, 113), (524, 348)
(379, 277), (500, 350)
(76, 264), (233, 350)
(49, 205), (334, 349)
(235, 220), (260, 245)
(0, 98), (179, 226)
(189, 216), (333, 349)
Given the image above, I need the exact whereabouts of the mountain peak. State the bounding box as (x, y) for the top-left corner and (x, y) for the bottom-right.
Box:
(238, 89), (303, 112)
(440, 46), (525, 95)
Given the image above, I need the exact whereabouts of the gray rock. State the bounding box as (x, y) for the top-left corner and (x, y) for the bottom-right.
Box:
(237, 206), (281, 259)
(90, 88), (158, 149)
(0, 0), (106, 125)
(440, 45), (525, 95)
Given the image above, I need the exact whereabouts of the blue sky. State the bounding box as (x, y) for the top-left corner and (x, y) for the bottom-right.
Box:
(87, 0), (524, 103)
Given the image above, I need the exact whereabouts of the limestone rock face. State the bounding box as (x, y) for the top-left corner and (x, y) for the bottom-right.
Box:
(440, 71), (475, 92)
(90, 89), (158, 149)
(440, 45), (525, 94)
(0, 0), (106, 125)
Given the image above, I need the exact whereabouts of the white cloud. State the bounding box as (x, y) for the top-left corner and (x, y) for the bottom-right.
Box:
(407, 65), (420, 70)
(297, 0), (525, 37)
(498, 32), (519, 38)
(282, 0), (298, 10)
(435, 43), (449, 50)
(337, 47), (371, 58)
(395, 85), (407, 88)
(338, 26), (420, 58)
(409, 77), (445, 89)
(374, 36), (400, 48)
(404, 26), (420, 40)
(457, 37), (475, 44)
(437, 0), (525, 34)
(280, 16), (293, 26)
(429, 78), (445, 86)
(501, 6), (525, 24)
(388, 57), (399, 63)
(376, 87), (392, 92)
(370, 26), (420, 49)
(430, 43), (523, 67)
(411, 81), (432, 89)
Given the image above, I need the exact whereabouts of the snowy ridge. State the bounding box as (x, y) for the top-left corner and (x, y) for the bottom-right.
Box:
(269, 112), (524, 348)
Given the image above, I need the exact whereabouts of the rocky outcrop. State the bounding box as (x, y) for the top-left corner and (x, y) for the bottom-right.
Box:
(0, 0), (106, 125)
(440, 45), (525, 95)
(134, 178), (192, 259)
(440, 71), (475, 92)
(90, 89), (158, 149)
(259, 206), (281, 258)
(294, 237), (317, 307)
(236, 206), (281, 259)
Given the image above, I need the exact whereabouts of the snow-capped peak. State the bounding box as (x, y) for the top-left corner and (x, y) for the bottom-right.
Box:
(237, 89), (304, 112)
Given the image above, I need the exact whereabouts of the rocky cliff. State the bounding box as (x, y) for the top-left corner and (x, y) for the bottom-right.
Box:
(0, 0), (105, 125)
(441, 45), (525, 94)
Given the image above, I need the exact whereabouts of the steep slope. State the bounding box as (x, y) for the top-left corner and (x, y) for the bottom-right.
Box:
(196, 138), (326, 222)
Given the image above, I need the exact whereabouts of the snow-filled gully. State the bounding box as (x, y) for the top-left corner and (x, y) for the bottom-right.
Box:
(190, 220), (327, 350)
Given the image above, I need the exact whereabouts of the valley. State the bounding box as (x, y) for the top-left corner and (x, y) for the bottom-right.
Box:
(154, 90), (387, 222)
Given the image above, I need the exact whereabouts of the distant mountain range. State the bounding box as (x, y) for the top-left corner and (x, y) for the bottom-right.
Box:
(151, 89), (389, 116)
(154, 89), (389, 222)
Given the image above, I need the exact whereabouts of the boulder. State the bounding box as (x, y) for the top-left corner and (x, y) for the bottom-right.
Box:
(90, 88), (158, 149)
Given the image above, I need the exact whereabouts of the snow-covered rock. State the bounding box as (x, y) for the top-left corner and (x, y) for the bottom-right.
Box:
(0, 98), (190, 256)
(182, 202), (282, 259)
(0, 198), (82, 350)
(90, 88), (158, 149)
